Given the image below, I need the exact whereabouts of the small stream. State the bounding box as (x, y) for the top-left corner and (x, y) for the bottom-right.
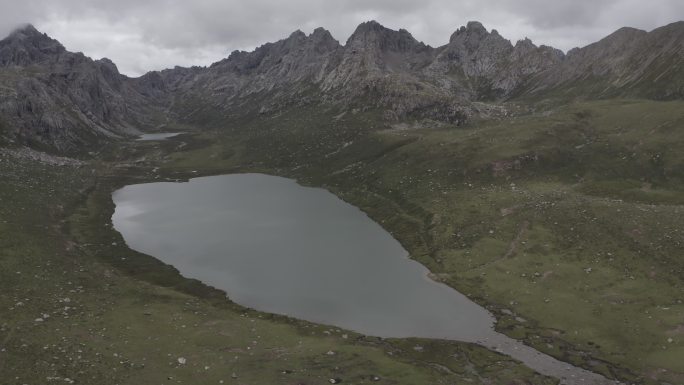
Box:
(112, 174), (618, 385)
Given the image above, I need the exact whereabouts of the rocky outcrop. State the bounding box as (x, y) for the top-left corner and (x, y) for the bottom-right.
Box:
(0, 20), (682, 152)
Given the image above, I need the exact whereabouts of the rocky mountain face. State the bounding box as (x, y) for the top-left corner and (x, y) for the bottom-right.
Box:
(0, 24), (165, 152)
(164, 27), (343, 119)
(521, 21), (684, 99)
(163, 21), (567, 125)
(0, 21), (682, 152)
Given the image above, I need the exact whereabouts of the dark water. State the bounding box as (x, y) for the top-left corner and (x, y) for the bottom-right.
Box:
(137, 132), (182, 141)
(112, 174), (616, 385)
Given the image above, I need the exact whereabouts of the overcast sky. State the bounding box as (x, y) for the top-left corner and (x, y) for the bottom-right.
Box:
(0, 0), (682, 77)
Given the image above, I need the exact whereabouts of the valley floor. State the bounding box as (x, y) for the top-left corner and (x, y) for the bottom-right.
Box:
(1, 98), (683, 384)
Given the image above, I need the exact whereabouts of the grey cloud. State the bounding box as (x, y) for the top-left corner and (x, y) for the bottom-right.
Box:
(495, 0), (622, 28)
(0, 0), (681, 76)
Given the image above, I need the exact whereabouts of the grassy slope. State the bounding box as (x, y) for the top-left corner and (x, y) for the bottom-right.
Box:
(158, 99), (684, 384)
(0, 147), (552, 384)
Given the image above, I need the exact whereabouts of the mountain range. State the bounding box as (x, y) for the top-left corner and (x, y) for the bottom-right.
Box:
(0, 20), (682, 152)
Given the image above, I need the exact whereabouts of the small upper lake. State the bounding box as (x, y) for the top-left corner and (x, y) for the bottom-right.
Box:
(137, 132), (182, 141)
(112, 174), (612, 385)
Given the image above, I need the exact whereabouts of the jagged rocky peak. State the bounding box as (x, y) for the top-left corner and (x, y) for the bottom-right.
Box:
(540, 45), (565, 60)
(279, 29), (309, 50)
(279, 27), (341, 54)
(280, 27), (341, 50)
(350, 20), (386, 35)
(449, 21), (489, 42)
(437, 20), (513, 79)
(514, 37), (536, 50)
(7, 23), (45, 40)
(347, 20), (428, 53)
(289, 29), (306, 39)
(0, 23), (66, 66)
(94, 57), (125, 88)
(309, 27), (340, 52)
(96, 57), (120, 74)
(513, 38), (565, 60)
(442, 22), (514, 82)
(135, 70), (167, 95)
(465, 21), (487, 34)
(448, 21), (511, 52)
(311, 27), (334, 39)
(215, 26), (341, 72)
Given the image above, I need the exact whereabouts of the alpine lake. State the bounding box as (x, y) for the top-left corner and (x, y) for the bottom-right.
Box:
(112, 173), (616, 385)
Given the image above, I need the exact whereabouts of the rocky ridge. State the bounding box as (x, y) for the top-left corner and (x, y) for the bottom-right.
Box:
(0, 20), (682, 152)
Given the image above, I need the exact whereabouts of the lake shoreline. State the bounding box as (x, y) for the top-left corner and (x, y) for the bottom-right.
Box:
(108, 170), (617, 385)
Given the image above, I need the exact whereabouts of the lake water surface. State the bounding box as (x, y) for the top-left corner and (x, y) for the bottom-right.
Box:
(112, 174), (615, 385)
(137, 132), (182, 141)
